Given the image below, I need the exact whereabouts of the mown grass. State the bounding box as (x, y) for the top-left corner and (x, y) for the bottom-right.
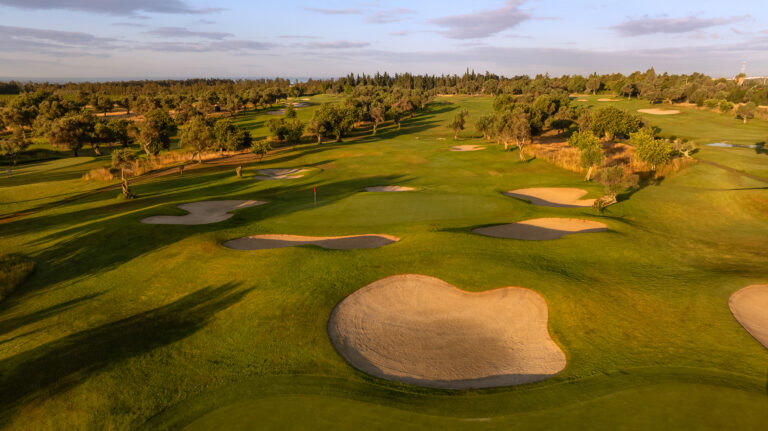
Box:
(0, 254), (34, 302)
(0, 95), (766, 430)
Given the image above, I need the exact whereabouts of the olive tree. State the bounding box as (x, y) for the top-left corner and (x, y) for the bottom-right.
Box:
(46, 112), (96, 156)
(180, 116), (213, 163)
(111, 148), (136, 199)
(736, 102), (757, 124)
(448, 108), (469, 140)
(631, 128), (672, 171)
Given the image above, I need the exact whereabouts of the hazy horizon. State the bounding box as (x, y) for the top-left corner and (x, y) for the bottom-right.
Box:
(1, 0), (767, 80)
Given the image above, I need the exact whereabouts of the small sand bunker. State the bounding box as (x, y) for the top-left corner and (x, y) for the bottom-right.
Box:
(637, 108), (680, 115)
(255, 168), (308, 180)
(505, 188), (595, 208)
(598, 98), (619, 102)
(141, 200), (265, 225)
(577, 99), (588, 102)
(365, 186), (415, 192)
(729, 285), (768, 349)
(473, 218), (608, 240)
(289, 102), (309, 108)
(223, 234), (399, 250)
(301, 98), (310, 101)
(450, 145), (486, 152)
(328, 274), (566, 389)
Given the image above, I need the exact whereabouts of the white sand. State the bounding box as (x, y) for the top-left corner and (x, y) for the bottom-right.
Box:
(505, 188), (595, 208)
(141, 200), (265, 225)
(328, 274), (566, 389)
(577, 99), (588, 102)
(598, 98), (619, 102)
(364, 186), (415, 192)
(289, 102), (309, 107)
(301, 98), (310, 101)
(255, 168), (308, 180)
(637, 108), (680, 115)
(473, 218), (608, 240)
(729, 285), (768, 349)
(450, 145), (486, 152)
(223, 234), (399, 250)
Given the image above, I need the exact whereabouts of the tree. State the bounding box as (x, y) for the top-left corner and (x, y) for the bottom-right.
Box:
(586, 73), (601, 95)
(673, 140), (696, 158)
(46, 112), (95, 156)
(631, 128), (671, 171)
(370, 103), (386, 135)
(250, 140), (272, 161)
(448, 108), (469, 140)
(736, 102), (757, 124)
(621, 82), (635, 100)
(386, 106), (405, 130)
(568, 130), (600, 150)
(111, 148), (136, 199)
(213, 118), (252, 151)
(579, 140), (603, 180)
(94, 96), (113, 117)
(0, 127), (31, 174)
(107, 119), (132, 147)
(138, 109), (174, 157)
(592, 106), (642, 140)
(284, 104), (297, 119)
(180, 116), (213, 163)
(593, 165), (638, 210)
(474, 114), (496, 141)
(310, 103), (355, 142)
(497, 110), (531, 159)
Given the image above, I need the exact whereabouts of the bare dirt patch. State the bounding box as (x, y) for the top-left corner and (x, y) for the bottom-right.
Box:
(141, 200), (265, 225)
(223, 234), (399, 250)
(328, 274), (566, 389)
(637, 108), (680, 116)
(450, 145), (486, 152)
(505, 188), (595, 208)
(255, 168), (308, 180)
(473, 218), (608, 240)
(729, 284), (768, 349)
(364, 186), (415, 192)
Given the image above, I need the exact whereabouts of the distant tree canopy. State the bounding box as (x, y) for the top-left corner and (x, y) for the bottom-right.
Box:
(309, 103), (355, 142)
(46, 112), (96, 156)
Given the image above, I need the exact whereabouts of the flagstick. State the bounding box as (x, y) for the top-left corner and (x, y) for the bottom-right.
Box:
(314, 186), (317, 205)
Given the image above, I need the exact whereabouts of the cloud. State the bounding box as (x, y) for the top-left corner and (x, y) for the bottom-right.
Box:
(139, 40), (276, 52)
(0, 0), (223, 16)
(612, 15), (750, 36)
(0, 24), (118, 56)
(279, 35), (320, 39)
(368, 8), (415, 24)
(390, 30), (409, 37)
(113, 22), (148, 28)
(303, 7), (363, 15)
(146, 27), (233, 40)
(430, 0), (531, 39)
(300, 41), (370, 49)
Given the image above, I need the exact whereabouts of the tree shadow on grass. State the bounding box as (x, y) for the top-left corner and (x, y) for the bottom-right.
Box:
(0, 174), (406, 302)
(0, 293), (102, 336)
(0, 282), (252, 427)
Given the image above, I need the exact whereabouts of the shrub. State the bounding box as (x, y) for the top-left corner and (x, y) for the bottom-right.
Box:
(0, 253), (34, 301)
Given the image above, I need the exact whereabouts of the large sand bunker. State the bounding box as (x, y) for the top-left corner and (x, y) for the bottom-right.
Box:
(255, 168), (308, 180)
(450, 145), (486, 152)
(729, 285), (768, 349)
(140, 200), (265, 225)
(637, 108), (680, 115)
(364, 186), (415, 192)
(473, 218), (608, 240)
(328, 274), (566, 389)
(223, 234), (399, 250)
(505, 188), (595, 208)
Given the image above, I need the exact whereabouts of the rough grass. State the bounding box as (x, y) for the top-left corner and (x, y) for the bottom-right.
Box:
(0, 95), (766, 430)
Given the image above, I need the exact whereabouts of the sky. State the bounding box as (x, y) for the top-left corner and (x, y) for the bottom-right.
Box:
(0, 0), (767, 80)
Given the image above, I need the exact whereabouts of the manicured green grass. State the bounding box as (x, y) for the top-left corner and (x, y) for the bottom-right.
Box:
(0, 96), (766, 430)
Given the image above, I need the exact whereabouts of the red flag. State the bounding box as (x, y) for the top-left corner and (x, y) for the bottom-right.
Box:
(313, 186), (316, 192)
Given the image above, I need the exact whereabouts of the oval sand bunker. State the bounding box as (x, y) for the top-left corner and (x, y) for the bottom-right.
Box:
(474, 218), (608, 240)
(223, 234), (399, 250)
(505, 188), (595, 208)
(637, 108), (680, 115)
(328, 274), (566, 389)
(141, 200), (265, 225)
(365, 186), (415, 192)
(255, 168), (308, 180)
(729, 285), (768, 349)
(450, 145), (486, 152)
